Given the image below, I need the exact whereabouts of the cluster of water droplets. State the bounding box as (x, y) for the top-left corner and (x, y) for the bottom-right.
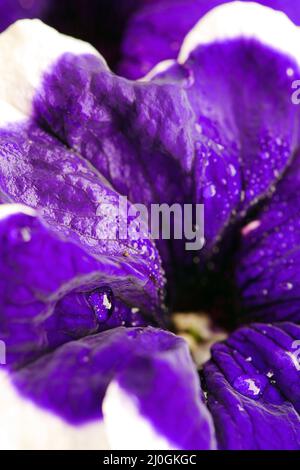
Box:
(193, 118), (240, 205)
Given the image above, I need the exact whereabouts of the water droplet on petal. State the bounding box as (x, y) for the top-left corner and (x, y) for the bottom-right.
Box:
(21, 227), (31, 242)
(87, 287), (114, 323)
(203, 184), (216, 199)
(195, 123), (203, 134)
(281, 282), (294, 291)
(262, 151), (270, 160)
(233, 374), (267, 399)
(227, 164), (237, 177)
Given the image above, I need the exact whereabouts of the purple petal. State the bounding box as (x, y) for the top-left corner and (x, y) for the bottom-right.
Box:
(0, 0), (49, 33)
(119, 0), (300, 79)
(9, 325), (216, 451)
(236, 149), (300, 323)
(0, 123), (162, 273)
(33, 53), (194, 209)
(0, 208), (164, 368)
(203, 322), (300, 449)
(153, 29), (299, 253)
(104, 334), (216, 449)
(30, 50), (197, 275)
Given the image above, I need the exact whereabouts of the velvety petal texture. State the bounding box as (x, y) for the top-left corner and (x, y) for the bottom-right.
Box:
(203, 322), (300, 449)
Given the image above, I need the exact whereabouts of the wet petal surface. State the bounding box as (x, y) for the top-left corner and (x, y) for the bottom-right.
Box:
(203, 322), (300, 449)
(0, 208), (163, 368)
(236, 149), (300, 323)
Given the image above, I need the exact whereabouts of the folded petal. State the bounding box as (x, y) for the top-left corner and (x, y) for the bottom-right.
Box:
(103, 351), (216, 450)
(203, 322), (300, 449)
(3, 325), (216, 451)
(0, 19), (197, 277)
(0, 207), (164, 367)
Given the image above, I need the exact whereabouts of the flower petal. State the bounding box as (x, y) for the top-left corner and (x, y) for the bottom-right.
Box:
(236, 149), (300, 323)
(103, 352), (216, 450)
(119, 0), (300, 79)
(0, 207), (164, 368)
(0, 20), (197, 276)
(5, 325), (216, 452)
(150, 3), (300, 253)
(203, 322), (300, 449)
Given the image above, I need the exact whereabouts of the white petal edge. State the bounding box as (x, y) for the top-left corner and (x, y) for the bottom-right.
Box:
(178, 1), (300, 66)
(141, 59), (177, 81)
(103, 380), (177, 450)
(0, 19), (107, 125)
(0, 203), (36, 221)
(0, 371), (109, 450)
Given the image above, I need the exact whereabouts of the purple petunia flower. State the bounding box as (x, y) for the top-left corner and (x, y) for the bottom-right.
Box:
(1, 1), (300, 450)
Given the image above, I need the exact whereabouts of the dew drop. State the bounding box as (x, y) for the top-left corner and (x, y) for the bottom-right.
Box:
(195, 123), (203, 134)
(233, 374), (266, 399)
(203, 184), (216, 199)
(227, 164), (237, 177)
(87, 287), (114, 323)
(281, 282), (294, 291)
(262, 151), (270, 160)
(20, 227), (32, 242)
